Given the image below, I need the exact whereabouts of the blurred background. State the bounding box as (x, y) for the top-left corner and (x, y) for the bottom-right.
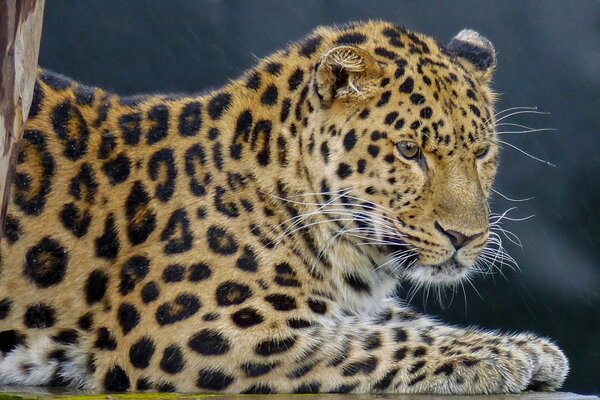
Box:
(39, 0), (599, 394)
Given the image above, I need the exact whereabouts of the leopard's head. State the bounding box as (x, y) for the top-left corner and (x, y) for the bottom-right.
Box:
(304, 23), (498, 285)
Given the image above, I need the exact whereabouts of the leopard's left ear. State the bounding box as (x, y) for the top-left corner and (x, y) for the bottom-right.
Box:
(447, 29), (496, 83)
(315, 45), (383, 107)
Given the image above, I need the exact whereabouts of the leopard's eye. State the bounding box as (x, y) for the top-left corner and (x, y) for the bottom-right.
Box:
(396, 141), (420, 160)
(475, 146), (490, 159)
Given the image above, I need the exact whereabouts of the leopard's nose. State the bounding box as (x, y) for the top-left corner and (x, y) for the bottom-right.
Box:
(435, 222), (483, 250)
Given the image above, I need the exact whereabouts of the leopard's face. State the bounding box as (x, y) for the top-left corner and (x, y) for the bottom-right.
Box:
(306, 25), (498, 285)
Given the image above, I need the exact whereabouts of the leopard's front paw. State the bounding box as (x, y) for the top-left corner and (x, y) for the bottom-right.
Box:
(514, 334), (569, 391)
(426, 347), (534, 394)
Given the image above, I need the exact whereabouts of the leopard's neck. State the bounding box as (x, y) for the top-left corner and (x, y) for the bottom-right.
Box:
(177, 53), (397, 310)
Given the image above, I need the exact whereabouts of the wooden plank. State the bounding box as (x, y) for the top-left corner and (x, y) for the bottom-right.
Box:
(0, 390), (598, 400)
(0, 0), (45, 239)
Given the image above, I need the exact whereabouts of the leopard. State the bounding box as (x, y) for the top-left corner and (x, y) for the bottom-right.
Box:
(0, 20), (568, 394)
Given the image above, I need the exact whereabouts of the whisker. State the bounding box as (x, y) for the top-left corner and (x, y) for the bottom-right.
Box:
(423, 282), (431, 309)
(460, 280), (468, 315)
(491, 188), (534, 202)
(464, 274), (483, 300)
(271, 190), (350, 236)
(313, 221), (356, 267)
(374, 249), (415, 272)
(275, 202), (401, 246)
(496, 127), (556, 135)
(281, 205), (398, 232)
(490, 225), (523, 247)
(338, 194), (396, 215)
(275, 217), (358, 244)
(406, 280), (422, 305)
(489, 207), (519, 224)
(498, 140), (556, 167)
(265, 188), (351, 207)
(492, 105), (539, 118)
(494, 109), (550, 124)
(492, 214), (534, 223)
(496, 121), (540, 129)
(485, 232), (520, 272)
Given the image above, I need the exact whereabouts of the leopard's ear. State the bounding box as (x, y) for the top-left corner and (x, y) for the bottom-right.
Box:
(447, 30), (496, 83)
(315, 45), (383, 108)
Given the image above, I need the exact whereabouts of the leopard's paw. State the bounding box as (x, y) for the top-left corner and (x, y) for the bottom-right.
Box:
(514, 334), (569, 391)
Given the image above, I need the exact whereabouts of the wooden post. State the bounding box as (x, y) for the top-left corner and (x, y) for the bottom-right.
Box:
(0, 0), (45, 239)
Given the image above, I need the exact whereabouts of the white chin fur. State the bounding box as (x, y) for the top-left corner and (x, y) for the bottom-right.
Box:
(404, 259), (472, 286)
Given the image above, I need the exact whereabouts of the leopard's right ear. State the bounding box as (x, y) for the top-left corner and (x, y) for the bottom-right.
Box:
(315, 45), (383, 108)
(447, 30), (496, 83)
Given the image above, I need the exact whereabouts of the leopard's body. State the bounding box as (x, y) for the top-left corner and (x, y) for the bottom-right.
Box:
(0, 21), (568, 394)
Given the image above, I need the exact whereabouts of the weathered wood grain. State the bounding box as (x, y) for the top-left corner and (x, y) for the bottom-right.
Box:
(0, 0), (45, 239)
(0, 389), (598, 400)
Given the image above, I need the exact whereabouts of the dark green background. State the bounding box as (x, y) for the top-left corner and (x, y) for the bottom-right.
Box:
(38, 0), (599, 394)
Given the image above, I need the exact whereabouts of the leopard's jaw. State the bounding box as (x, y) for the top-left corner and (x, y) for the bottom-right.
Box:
(0, 21), (567, 394)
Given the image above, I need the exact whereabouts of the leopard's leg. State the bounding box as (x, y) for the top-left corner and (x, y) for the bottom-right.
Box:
(159, 304), (566, 394)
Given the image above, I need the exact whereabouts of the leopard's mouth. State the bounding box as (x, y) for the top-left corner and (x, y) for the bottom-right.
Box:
(384, 231), (473, 286)
(382, 236), (471, 285)
(379, 230), (477, 286)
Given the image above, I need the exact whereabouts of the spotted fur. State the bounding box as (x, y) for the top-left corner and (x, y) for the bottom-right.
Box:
(0, 21), (567, 394)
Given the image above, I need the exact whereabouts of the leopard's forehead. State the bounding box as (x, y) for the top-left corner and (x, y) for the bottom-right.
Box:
(305, 21), (496, 154)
